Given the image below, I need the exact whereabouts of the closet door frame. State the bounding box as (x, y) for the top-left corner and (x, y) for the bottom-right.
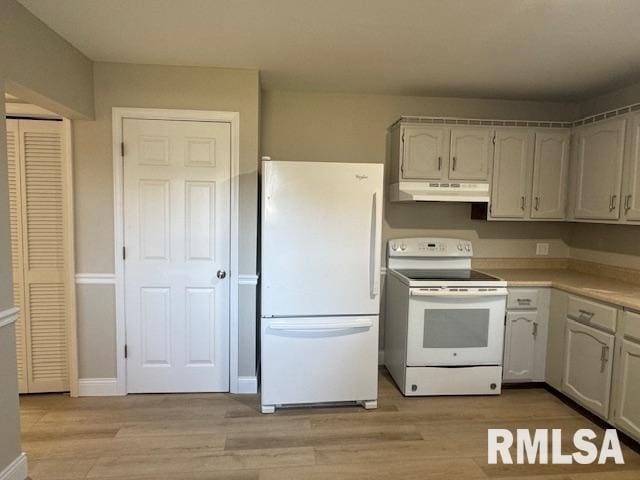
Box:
(61, 118), (79, 398)
(5, 106), (78, 397)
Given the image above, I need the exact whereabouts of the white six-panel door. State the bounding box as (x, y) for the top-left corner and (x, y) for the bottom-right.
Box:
(123, 119), (230, 393)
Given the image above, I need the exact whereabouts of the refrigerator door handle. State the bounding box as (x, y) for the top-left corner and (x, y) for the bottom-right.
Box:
(269, 319), (374, 332)
(370, 192), (381, 297)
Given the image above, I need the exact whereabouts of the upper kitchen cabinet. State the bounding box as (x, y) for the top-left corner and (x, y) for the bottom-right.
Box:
(388, 121), (494, 202)
(449, 128), (492, 181)
(490, 129), (534, 219)
(531, 131), (570, 220)
(570, 117), (626, 221)
(621, 111), (640, 222)
(400, 126), (449, 180)
(489, 128), (569, 221)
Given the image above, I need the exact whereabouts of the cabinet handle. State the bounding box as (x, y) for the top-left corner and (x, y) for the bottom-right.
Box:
(521, 196), (526, 211)
(600, 345), (610, 373)
(452, 156), (457, 171)
(532, 322), (538, 338)
(438, 156), (442, 171)
(517, 298), (531, 305)
(534, 196), (540, 211)
(609, 195), (617, 212)
(625, 194), (632, 213)
(578, 309), (595, 322)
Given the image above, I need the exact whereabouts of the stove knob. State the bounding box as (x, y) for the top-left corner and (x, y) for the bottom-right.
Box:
(391, 243), (398, 251)
(465, 244), (471, 252)
(457, 244), (464, 251)
(400, 244), (407, 252)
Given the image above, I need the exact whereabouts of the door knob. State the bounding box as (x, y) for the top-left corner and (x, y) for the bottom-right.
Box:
(217, 270), (227, 279)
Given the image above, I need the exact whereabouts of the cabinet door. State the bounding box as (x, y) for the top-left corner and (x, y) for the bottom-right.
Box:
(612, 339), (640, 441)
(563, 319), (614, 418)
(503, 311), (537, 381)
(622, 112), (640, 221)
(531, 131), (570, 220)
(401, 126), (449, 180)
(449, 128), (492, 181)
(490, 130), (533, 219)
(573, 118), (626, 220)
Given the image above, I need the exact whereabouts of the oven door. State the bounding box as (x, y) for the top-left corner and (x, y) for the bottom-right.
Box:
(406, 288), (507, 366)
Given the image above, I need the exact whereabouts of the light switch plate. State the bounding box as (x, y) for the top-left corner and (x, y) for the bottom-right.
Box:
(536, 243), (550, 256)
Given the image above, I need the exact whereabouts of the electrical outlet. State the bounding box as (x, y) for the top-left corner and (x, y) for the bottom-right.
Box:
(536, 243), (550, 256)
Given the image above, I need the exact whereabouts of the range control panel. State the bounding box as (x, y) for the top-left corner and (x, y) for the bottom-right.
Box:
(388, 237), (473, 257)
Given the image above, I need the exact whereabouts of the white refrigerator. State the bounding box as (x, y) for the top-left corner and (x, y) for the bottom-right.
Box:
(260, 160), (383, 413)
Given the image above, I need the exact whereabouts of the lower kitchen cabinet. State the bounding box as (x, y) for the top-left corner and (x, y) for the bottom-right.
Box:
(562, 319), (615, 418)
(501, 286), (638, 438)
(503, 311), (538, 381)
(611, 310), (640, 441)
(611, 339), (640, 441)
(503, 288), (548, 383)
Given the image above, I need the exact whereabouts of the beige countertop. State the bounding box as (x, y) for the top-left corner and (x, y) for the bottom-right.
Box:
(479, 268), (640, 312)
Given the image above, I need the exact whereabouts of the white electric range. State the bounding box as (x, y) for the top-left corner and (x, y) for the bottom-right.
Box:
(384, 237), (508, 396)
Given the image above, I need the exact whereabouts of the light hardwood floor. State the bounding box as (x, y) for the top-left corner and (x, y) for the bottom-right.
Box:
(20, 370), (640, 480)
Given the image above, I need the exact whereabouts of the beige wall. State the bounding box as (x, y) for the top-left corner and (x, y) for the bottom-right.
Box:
(0, 0), (94, 473)
(0, 324), (21, 472)
(260, 90), (577, 261)
(73, 62), (260, 378)
(0, 96), (21, 474)
(0, 0), (94, 119)
(76, 285), (116, 379)
(579, 80), (640, 117)
(570, 223), (640, 257)
(0, 87), (12, 313)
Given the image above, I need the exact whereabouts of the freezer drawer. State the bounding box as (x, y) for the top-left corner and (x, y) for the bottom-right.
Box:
(260, 316), (379, 408)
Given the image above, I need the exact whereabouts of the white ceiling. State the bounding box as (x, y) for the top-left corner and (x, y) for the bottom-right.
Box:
(18, 0), (640, 100)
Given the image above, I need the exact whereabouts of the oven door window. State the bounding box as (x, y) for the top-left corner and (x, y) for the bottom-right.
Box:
(406, 294), (506, 366)
(423, 309), (490, 349)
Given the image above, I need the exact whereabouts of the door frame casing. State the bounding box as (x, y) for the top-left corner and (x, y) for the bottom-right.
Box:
(112, 107), (241, 394)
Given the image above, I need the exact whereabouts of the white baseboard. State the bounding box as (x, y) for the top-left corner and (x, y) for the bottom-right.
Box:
(237, 376), (258, 394)
(0, 453), (28, 480)
(78, 378), (119, 396)
(378, 350), (385, 365)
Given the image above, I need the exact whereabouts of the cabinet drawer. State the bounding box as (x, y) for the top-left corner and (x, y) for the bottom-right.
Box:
(622, 310), (640, 342)
(507, 289), (539, 310)
(567, 295), (617, 333)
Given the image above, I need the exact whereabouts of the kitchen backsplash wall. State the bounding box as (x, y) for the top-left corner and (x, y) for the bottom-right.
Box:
(261, 90), (577, 260)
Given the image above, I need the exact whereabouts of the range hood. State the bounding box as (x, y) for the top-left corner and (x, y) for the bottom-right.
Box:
(390, 181), (490, 203)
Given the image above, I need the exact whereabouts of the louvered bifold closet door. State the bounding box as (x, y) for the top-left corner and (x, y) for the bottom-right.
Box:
(18, 119), (69, 393)
(6, 120), (29, 393)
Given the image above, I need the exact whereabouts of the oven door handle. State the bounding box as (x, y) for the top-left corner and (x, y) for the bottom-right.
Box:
(410, 288), (508, 297)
